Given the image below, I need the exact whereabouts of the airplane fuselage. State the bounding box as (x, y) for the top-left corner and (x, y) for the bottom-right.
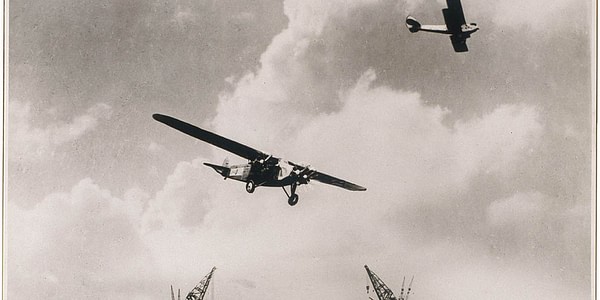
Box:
(204, 160), (301, 188)
(418, 23), (479, 36)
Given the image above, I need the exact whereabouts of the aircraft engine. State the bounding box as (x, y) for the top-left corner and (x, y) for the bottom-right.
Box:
(278, 165), (291, 180)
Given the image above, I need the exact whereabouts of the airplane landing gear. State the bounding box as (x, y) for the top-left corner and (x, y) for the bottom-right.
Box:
(288, 194), (299, 206)
(245, 180), (256, 193)
(282, 182), (299, 206)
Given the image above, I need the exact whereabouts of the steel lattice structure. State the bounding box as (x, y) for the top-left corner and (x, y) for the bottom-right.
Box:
(364, 265), (413, 300)
(184, 267), (216, 300)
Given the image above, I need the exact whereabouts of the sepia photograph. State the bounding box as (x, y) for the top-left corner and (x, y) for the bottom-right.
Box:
(4, 0), (596, 299)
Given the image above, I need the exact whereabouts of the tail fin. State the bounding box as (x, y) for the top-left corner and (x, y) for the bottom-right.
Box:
(405, 16), (421, 33)
(204, 162), (231, 177)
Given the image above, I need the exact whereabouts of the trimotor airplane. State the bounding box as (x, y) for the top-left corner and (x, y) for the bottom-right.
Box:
(405, 0), (478, 52)
(153, 114), (366, 206)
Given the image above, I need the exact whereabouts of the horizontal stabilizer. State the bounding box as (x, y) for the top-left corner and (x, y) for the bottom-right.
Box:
(204, 162), (230, 177)
(405, 16), (421, 33)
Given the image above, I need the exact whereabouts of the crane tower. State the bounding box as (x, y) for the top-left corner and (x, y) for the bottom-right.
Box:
(171, 267), (217, 300)
(364, 265), (413, 300)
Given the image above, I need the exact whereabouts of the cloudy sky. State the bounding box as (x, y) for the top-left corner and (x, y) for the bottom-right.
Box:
(6, 0), (594, 299)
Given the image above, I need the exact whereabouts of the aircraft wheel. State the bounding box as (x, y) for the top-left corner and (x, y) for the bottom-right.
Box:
(245, 181), (256, 193)
(288, 194), (299, 206)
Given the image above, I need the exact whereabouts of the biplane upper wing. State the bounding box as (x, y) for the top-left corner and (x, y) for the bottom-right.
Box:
(153, 114), (270, 161)
(310, 171), (367, 191)
(442, 0), (467, 33)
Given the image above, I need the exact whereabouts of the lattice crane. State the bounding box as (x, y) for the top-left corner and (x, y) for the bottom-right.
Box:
(364, 265), (413, 300)
(172, 267), (216, 300)
(171, 286), (181, 300)
(185, 267), (216, 300)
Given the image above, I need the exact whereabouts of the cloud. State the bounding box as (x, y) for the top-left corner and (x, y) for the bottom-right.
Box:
(195, 0), (587, 296)
(7, 88), (586, 300)
(403, 0), (589, 30)
(283, 0), (379, 36)
(487, 191), (547, 227)
(6, 0), (591, 299)
(172, 5), (196, 27)
(7, 65), (555, 298)
(467, 0), (590, 29)
(142, 159), (214, 231)
(485, 191), (590, 279)
(6, 179), (155, 300)
(7, 102), (112, 161)
(211, 0), (384, 142)
(147, 141), (166, 154)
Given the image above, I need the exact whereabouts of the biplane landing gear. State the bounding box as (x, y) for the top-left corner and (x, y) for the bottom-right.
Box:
(283, 182), (299, 206)
(245, 180), (256, 193)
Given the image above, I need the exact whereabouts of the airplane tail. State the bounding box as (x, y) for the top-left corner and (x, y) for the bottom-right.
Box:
(405, 16), (421, 33)
(204, 162), (231, 177)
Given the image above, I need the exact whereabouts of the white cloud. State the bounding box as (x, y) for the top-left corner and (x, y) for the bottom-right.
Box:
(147, 141), (166, 153)
(7, 91), (586, 299)
(7, 73), (554, 297)
(142, 159), (213, 231)
(485, 191), (590, 280)
(7, 102), (112, 161)
(487, 191), (547, 227)
(167, 68), (554, 298)
(6, 179), (154, 300)
(194, 0), (586, 294)
(6, 0), (591, 299)
(283, 0), (379, 36)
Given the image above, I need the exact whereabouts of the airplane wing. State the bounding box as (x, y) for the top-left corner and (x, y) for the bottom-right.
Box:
(153, 114), (270, 161)
(443, 0), (466, 33)
(310, 171), (367, 191)
(287, 161), (366, 191)
(450, 35), (469, 52)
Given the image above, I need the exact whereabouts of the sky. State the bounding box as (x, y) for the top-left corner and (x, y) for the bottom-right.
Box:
(5, 0), (595, 299)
